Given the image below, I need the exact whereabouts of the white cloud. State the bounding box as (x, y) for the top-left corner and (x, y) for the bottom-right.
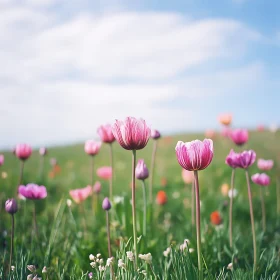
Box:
(0, 2), (264, 148)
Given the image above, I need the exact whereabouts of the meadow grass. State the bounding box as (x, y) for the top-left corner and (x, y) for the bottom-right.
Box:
(0, 131), (280, 279)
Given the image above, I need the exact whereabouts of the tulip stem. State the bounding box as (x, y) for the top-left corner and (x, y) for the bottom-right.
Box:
(18, 160), (24, 186)
(106, 211), (115, 279)
(33, 202), (39, 240)
(260, 187), (266, 232)
(149, 140), (157, 204)
(90, 156), (95, 211)
(193, 170), (202, 279)
(277, 177), (280, 215)
(39, 156), (45, 181)
(8, 214), (15, 276)
(191, 180), (195, 227)
(141, 180), (147, 237)
(245, 170), (257, 271)
(229, 168), (235, 248)
(132, 150), (138, 269)
(109, 143), (114, 201)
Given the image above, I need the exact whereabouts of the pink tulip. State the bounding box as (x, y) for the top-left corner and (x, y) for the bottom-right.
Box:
(218, 113), (232, 126)
(182, 169), (193, 184)
(15, 144), (32, 160)
(97, 124), (115, 144)
(150, 129), (161, 140)
(230, 129), (249, 146)
(238, 150), (256, 169)
(225, 149), (240, 168)
(84, 140), (102, 156)
(257, 159), (274, 171)
(18, 183), (47, 200)
(112, 117), (151, 150)
(69, 185), (92, 204)
(96, 166), (112, 180)
(175, 139), (214, 171)
(93, 181), (102, 194)
(0, 154), (4, 166)
(135, 159), (149, 180)
(39, 147), (47, 156)
(251, 173), (270, 186)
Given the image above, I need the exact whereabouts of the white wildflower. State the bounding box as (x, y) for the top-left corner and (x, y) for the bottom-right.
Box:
(163, 247), (171, 257)
(11, 266), (15, 271)
(140, 270), (147, 276)
(27, 265), (36, 272)
(96, 253), (101, 258)
(27, 275), (33, 280)
(189, 248), (195, 253)
(42, 266), (48, 273)
(227, 262), (233, 271)
(118, 259), (126, 269)
(139, 253), (152, 264)
(106, 257), (114, 266)
(228, 189), (238, 198)
(66, 199), (72, 207)
(98, 265), (105, 272)
(90, 262), (96, 268)
(126, 251), (134, 261)
(113, 196), (124, 204)
(89, 254), (95, 261)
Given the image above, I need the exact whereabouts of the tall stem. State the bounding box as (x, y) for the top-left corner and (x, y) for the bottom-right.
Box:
(149, 141), (157, 204)
(193, 170), (202, 279)
(109, 144), (114, 201)
(8, 214), (15, 276)
(33, 202), (39, 240)
(259, 187), (266, 232)
(191, 180), (195, 227)
(277, 177), (280, 214)
(18, 160), (24, 186)
(132, 150), (138, 269)
(141, 180), (147, 236)
(229, 168), (235, 248)
(245, 170), (257, 271)
(80, 203), (88, 233)
(39, 156), (45, 181)
(90, 156), (94, 186)
(106, 211), (115, 280)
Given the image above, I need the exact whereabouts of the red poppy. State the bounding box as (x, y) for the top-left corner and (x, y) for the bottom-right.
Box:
(156, 191), (168, 205)
(210, 211), (222, 225)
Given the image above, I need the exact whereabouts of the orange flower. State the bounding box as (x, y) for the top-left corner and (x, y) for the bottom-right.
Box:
(156, 191), (167, 205)
(221, 183), (229, 197)
(218, 113), (232, 126)
(210, 211), (222, 225)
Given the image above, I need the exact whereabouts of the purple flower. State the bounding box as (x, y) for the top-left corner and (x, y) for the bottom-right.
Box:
(230, 129), (249, 146)
(175, 139), (213, 171)
(102, 197), (111, 211)
(5, 199), (18, 214)
(225, 149), (240, 168)
(88, 272), (93, 279)
(251, 173), (270, 186)
(97, 124), (115, 144)
(18, 184), (47, 200)
(150, 129), (161, 140)
(257, 159), (274, 171)
(238, 150), (256, 169)
(135, 159), (149, 180)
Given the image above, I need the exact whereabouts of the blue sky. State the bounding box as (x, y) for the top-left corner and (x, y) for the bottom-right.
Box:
(0, 0), (279, 148)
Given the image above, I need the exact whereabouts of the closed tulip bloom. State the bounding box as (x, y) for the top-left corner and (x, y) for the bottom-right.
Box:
(156, 191), (168, 205)
(230, 129), (249, 146)
(18, 184), (47, 200)
(218, 113), (232, 126)
(175, 139), (213, 171)
(251, 173), (270, 186)
(238, 150), (256, 169)
(135, 159), (149, 180)
(182, 169), (193, 184)
(93, 181), (102, 194)
(102, 197), (111, 210)
(84, 140), (102, 156)
(257, 159), (274, 171)
(5, 198), (18, 214)
(69, 185), (92, 204)
(150, 129), (161, 140)
(112, 117), (151, 150)
(39, 147), (47, 156)
(15, 144), (32, 160)
(97, 124), (115, 144)
(0, 154), (4, 166)
(225, 149), (240, 168)
(96, 166), (112, 180)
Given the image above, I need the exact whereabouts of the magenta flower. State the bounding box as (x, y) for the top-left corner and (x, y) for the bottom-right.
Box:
(84, 140), (102, 156)
(175, 139), (214, 171)
(18, 184), (47, 200)
(135, 159), (149, 180)
(97, 166), (112, 180)
(251, 173), (270, 186)
(102, 197), (111, 211)
(97, 124), (115, 144)
(0, 154), (4, 166)
(238, 150), (256, 169)
(15, 144), (32, 160)
(230, 129), (249, 146)
(5, 199), (18, 214)
(112, 117), (151, 150)
(225, 149), (240, 168)
(39, 147), (47, 156)
(150, 129), (161, 140)
(69, 185), (92, 204)
(257, 159), (274, 171)
(93, 181), (102, 194)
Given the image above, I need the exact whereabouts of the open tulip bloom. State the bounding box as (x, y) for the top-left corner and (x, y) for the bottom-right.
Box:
(175, 139), (213, 278)
(112, 117), (151, 268)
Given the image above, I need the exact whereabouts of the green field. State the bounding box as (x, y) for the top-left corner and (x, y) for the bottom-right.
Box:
(1, 131), (280, 279)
